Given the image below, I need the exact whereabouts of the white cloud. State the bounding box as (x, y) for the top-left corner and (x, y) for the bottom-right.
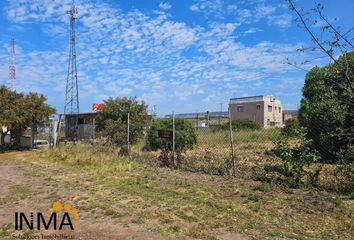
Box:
(189, 0), (225, 18)
(256, 5), (276, 18)
(243, 27), (262, 34)
(159, 2), (171, 10)
(267, 14), (292, 28)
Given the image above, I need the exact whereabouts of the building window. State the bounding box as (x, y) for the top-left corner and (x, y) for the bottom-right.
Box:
(267, 119), (270, 125)
(268, 105), (272, 112)
(275, 106), (277, 110)
(256, 105), (260, 110)
(279, 107), (281, 113)
(237, 106), (244, 112)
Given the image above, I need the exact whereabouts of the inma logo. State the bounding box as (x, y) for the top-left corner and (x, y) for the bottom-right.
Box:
(15, 201), (80, 231)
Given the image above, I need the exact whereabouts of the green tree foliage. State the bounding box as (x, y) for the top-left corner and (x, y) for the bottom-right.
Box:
(299, 52), (354, 163)
(96, 97), (150, 146)
(0, 87), (22, 144)
(281, 118), (300, 137)
(0, 86), (55, 145)
(145, 118), (197, 153)
(231, 119), (261, 131)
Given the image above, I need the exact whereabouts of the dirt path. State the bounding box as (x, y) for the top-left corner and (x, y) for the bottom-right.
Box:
(0, 152), (167, 240)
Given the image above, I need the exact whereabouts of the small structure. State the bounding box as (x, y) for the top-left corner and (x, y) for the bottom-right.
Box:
(283, 110), (298, 122)
(196, 120), (207, 128)
(1, 126), (11, 144)
(63, 112), (97, 140)
(229, 95), (283, 128)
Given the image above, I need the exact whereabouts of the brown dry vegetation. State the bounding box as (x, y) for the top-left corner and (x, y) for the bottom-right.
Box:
(0, 145), (353, 240)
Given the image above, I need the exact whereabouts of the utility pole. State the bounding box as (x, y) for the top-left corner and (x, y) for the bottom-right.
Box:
(219, 103), (223, 125)
(8, 37), (16, 90)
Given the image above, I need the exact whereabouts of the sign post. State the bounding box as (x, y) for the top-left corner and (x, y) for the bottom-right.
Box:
(127, 112), (130, 153)
(158, 129), (173, 139)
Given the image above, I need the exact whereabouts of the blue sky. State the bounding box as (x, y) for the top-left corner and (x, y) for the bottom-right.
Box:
(0, 0), (353, 116)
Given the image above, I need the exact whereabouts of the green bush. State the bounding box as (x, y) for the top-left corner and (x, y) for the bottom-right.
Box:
(145, 118), (197, 153)
(145, 118), (197, 167)
(254, 129), (321, 188)
(231, 119), (261, 130)
(281, 118), (300, 136)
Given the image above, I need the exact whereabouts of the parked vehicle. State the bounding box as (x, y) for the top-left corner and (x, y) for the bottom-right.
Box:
(34, 140), (49, 150)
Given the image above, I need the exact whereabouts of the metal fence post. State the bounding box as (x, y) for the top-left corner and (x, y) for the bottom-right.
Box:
(52, 119), (58, 148)
(92, 117), (95, 143)
(172, 111), (176, 166)
(228, 107), (235, 176)
(127, 112), (130, 153)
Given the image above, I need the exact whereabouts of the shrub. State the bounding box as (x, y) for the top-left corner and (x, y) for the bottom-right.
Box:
(254, 129), (321, 188)
(281, 118), (300, 136)
(231, 119), (261, 131)
(145, 118), (197, 166)
(146, 118), (197, 153)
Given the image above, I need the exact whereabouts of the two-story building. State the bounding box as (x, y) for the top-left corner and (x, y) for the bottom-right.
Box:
(229, 95), (283, 128)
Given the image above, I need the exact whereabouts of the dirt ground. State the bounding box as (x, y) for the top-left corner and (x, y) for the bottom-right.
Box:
(1, 150), (352, 240)
(0, 151), (247, 240)
(0, 152), (168, 240)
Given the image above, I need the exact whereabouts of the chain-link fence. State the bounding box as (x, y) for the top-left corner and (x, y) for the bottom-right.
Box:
(178, 113), (235, 175)
(123, 110), (284, 177)
(53, 110), (289, 177)
(165, 112), (281, 177)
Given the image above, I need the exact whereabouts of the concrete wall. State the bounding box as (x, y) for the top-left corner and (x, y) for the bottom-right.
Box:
(4, 134), (10, 144)
(229, 96), (283, 128)
(229, 101), (264, 127)
(262, 98), (283, 127)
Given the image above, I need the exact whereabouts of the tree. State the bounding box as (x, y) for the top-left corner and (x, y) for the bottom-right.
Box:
(96, 97), (150, 146)
(299, 52), (354, 163)
(24, 93), (56, 147)
(287, 0), (354, 96)
(286, 1), (353, 163)
(0, 86), (22, 145)
(0, 86), (55, 146)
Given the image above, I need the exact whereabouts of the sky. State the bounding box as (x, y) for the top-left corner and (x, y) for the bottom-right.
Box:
(0, 0), (353, 116)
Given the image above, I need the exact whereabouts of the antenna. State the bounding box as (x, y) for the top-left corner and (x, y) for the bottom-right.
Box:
(8, 37), (16, 89)
(64, 0), (79, 113)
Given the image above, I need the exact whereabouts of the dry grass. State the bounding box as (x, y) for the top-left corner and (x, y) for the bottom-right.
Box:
(0, 146), (353, 239)
(178, 128), (280, 176)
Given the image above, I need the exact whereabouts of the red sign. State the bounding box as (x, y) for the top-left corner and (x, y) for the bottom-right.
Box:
(92, 103), (106, 111)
